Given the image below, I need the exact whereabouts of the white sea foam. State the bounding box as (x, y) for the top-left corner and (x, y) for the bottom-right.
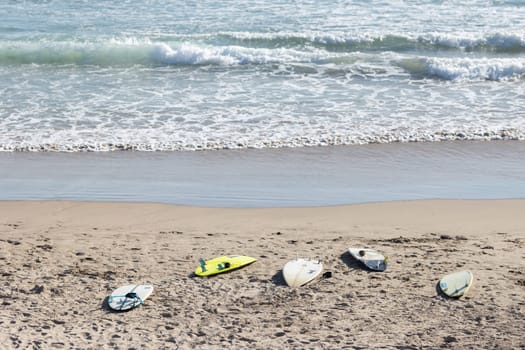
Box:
(150, 42), (321, 66)
(424, 57), (525, 81)
(415, 32), (525, 50)
(188, 31), (525, 52)
(1, 110), (524, 152)
(192, 30), (525, 45)
(398, 57), (525, 81)
(2, 0), (525, 152)
(152, 43), (237, 65)
(1, 128), (524, 152)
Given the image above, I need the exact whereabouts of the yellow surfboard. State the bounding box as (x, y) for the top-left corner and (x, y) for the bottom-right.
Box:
(194, 255), (257, 277)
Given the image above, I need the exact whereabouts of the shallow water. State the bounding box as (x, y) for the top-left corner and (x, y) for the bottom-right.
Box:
(1, 142), (524, 207)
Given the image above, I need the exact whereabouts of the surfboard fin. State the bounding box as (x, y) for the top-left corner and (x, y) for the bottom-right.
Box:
(199, 258), (207, 272)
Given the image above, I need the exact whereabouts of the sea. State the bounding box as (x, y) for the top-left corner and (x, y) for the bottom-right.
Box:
(1, 0), (525, 206)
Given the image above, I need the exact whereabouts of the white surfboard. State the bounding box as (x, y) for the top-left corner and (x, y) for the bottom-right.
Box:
(439, 271), (473, 298)
(348, 248), (387, 271)
(282, 258), (323, 288)
(107, 284), (154, 311)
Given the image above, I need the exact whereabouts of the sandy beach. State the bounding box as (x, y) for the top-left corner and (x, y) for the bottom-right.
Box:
(3, 0), (525, 348)
(0, 199), (524, 349)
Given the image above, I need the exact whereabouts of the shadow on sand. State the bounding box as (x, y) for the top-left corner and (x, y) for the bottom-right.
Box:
(340, 251), (367, 271)
(271, 270), (287, 286)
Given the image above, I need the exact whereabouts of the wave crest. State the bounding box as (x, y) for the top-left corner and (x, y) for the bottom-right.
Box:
(210, 31), (525, 52)
(398, 57), (525, 81)
(1, 30), (525, 67)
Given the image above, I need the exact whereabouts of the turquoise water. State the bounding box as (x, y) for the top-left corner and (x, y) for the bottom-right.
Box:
(1, 0), (525, 151)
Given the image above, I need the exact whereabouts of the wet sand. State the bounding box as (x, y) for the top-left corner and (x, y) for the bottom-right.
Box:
(1, 141), (525, 207)
(1, 200), (524, 349)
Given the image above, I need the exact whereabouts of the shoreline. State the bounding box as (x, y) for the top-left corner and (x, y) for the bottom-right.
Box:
(1, 199), (524, 349)
(1, 141), (525, 207)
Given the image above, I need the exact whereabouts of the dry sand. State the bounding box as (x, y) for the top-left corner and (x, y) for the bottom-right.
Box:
(0, 200), (524, 349)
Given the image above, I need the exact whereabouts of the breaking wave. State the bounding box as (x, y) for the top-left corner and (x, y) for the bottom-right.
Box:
(398, 57), (525, 81)
(1, 30), (524, 67)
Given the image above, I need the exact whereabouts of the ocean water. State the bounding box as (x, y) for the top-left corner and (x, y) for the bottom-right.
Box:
(1, 0), (525, 152)
(1, 142), (525, 206)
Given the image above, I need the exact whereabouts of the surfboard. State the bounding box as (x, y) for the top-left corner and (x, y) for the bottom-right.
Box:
(439, 270), (474, 298)
(282, 258), (323, 288)
(194, 255), (256, 277)
(107, 284), (153, 311)
(348, 247), (388, 271)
